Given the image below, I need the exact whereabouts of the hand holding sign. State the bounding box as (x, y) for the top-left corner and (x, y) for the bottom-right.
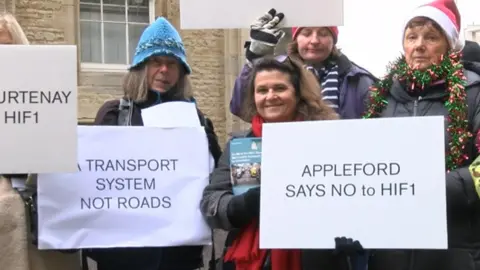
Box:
(227, 186), (261, 228)
(334, 237), (365, 256)
(246, 8), (285, 64)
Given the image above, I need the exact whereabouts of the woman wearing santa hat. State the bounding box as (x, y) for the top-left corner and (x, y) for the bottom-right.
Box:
(229, 9), (377, 122)
(362, 0), (480, 269)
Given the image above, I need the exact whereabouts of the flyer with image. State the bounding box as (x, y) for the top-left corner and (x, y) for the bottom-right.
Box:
(229, 138), (262, 195)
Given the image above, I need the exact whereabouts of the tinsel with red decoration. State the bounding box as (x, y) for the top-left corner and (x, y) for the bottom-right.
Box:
(363, 51), (471, 172)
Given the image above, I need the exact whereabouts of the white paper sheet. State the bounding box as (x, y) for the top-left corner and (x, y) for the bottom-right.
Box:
(179, 0), (344, 29)
(141, 101), (200, 128)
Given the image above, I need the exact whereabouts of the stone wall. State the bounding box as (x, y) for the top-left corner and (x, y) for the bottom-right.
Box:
(1, 0), (272, 267)
(160, 0), (229, 145)
(12, 0), (125, 124)
(10, 0), (243, 144)
(4, 0), (277, 144)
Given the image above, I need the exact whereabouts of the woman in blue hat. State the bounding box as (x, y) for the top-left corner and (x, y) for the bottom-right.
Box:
(86, 17), (222, 270)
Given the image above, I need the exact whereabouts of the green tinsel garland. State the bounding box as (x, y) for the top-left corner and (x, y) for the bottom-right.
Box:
(363, 52), (471, 172)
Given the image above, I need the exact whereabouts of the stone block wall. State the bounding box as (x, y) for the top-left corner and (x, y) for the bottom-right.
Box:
(14, 0), (239, 144)
(4, 0), (257, 144)
(160, 0), (228, 145)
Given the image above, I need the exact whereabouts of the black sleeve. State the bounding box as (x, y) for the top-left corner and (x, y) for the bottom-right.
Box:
(204, 117), (222, 167)
(446, 82), (480, 210)
(196, 109), (222, 167)
(94, 100), (120, 126)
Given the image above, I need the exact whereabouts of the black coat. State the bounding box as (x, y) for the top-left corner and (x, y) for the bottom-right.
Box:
(368, 66), (480, 270)
(85, 91), (222, 270)
(463, 41), (480, 63)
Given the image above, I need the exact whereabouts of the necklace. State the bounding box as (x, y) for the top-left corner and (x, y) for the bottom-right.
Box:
(363, 52), (471, 172)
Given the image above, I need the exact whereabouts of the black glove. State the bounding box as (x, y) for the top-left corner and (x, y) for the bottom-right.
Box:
(245, 8), (285, 64)
(227, 187), (261, 228)
(334, 237), (364, 256)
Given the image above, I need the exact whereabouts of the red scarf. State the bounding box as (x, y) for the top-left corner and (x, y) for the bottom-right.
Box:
(224, 114), (302, 270)
(251, 114), (303, 137)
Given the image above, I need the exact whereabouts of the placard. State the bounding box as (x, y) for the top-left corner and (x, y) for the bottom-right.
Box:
(179, 0), (344, 29)
(0, 45), (77, 173)
(259, 116), (447, 249)
(37, 126), (211, 249)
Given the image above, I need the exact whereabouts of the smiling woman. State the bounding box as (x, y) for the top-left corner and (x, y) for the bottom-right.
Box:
(241, 55), (339, 124)
(252, 69), (297, 122)
(200, 55), (343, 270)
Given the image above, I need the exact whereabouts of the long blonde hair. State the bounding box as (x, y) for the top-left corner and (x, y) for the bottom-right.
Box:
(0, 12), (29, 45)
(122, 65), (193, 102)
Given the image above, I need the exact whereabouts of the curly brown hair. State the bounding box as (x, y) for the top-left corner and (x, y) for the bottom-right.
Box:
(241, 55), (339, 122)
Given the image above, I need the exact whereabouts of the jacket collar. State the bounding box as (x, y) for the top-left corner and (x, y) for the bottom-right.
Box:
(389, 67), (480, 103)
(337, 54), (378, 80)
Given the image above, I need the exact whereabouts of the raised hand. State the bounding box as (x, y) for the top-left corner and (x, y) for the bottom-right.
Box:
(245, 8), (286, 64)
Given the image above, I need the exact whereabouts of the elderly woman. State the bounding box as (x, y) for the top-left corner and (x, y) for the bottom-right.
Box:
(359, 0), (480, 269)
(89, 17), (222, 270)
(200, 55), (348, 270)
(229, 9), (377, 122)
(0, 12), (81, 270)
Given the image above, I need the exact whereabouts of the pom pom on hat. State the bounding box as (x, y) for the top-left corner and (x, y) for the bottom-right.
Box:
(291, 26), (339, 44)
(130, 17), (191, 74)
(402, 0), (464, 51)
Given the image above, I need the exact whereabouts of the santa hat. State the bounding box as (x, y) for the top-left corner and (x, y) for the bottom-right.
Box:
(292, 26), (339, 44)
(403, 0), (464, 51)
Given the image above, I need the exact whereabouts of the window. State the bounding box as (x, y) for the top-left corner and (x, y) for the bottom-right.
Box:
(79, 0), (154, 70)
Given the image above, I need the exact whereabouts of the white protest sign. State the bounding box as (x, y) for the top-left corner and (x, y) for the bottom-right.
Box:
(259, 116), (447, 249)
(37, 126), (211, 249)
(179, 0), (344, 29)
(0, 45), (77, 173)
(142, 101), (200, 128)
(142, 101), (215, 173)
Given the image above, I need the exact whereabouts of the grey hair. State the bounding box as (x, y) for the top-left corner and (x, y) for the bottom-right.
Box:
(122, 65), (193, 102)
(0, 12), (29, 45)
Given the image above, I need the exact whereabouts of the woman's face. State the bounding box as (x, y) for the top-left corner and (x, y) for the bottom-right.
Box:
(146, 55), (181, 93)
(254, 70), (297, 122)
(0, 26), (13, 44)
(295, 27), (334, 64)
(403, 19), (449, 71)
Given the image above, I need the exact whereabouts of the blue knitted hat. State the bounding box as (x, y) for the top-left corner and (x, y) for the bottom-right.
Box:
(130, 17), (191, 74)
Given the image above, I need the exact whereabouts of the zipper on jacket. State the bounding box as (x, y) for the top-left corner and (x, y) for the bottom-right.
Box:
(413, 96), (422, 116)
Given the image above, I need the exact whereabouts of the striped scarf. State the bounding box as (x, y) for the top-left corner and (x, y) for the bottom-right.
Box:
(305, 63), (340, 112)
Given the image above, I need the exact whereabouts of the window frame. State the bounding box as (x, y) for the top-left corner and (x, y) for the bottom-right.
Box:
(79, 0), (156, 73)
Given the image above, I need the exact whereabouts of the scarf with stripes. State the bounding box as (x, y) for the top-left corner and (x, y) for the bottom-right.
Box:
(305, 62), (340, 112)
